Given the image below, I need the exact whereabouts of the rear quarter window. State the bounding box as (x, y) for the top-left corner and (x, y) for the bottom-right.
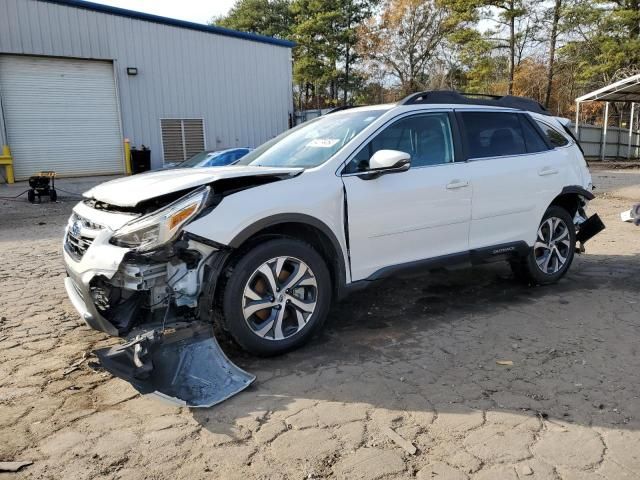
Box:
(536, 121), (570, 147)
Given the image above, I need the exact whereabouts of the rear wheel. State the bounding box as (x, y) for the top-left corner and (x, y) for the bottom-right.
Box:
(221, 238), (332, 356)
(511, 206), (576, 285)
(49, 189), (57, 202)
(27, 190), (35, 203)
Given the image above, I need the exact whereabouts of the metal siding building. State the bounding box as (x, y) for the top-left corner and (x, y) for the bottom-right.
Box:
(0, 0), (294, 179)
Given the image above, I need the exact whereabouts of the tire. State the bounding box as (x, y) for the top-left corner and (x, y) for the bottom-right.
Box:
(49, 189), (57, 202)
(510, 206), (576, 285)
(221, 237), (332, 356)
(27, 190), (35, 203)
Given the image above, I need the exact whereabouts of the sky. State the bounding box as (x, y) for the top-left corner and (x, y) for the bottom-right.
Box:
(90, 0), (236, 24)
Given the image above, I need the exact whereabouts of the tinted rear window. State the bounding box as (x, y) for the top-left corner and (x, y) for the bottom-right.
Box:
(460, 112), (550, 158)
(521, 116), (550, 153)
(536, 121), (570, 147)
(460, 112), (527, 158)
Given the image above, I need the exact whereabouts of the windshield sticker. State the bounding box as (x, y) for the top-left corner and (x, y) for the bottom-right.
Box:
(307, 138), (340, 148)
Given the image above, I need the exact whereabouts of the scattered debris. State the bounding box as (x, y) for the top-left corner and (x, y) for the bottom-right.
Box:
(496, 360), (514, 366)
(620, 203), (640, 225)
(380, 426), (417, 455)
(0, 461), (33, 472)
(63, 351), (89, 375)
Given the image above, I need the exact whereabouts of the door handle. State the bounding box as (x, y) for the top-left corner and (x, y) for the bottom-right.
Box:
(446, 180), (470, 190)
(538, 167), (559, 176)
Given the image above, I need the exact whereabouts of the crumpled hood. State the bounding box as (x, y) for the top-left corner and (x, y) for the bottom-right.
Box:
(83, 166), (303, 207)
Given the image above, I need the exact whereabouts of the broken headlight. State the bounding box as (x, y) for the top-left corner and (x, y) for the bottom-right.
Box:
(110, 187), (210, 251)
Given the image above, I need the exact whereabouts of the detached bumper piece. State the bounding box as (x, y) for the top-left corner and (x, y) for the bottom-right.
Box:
(94, 322), (255, 407)
(621, 203), (640, 225)
(576, 213), (605, 244)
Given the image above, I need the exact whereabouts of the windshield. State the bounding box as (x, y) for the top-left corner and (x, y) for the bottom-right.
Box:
(236, 110), (385, 168)
(179, 151), (214, 168)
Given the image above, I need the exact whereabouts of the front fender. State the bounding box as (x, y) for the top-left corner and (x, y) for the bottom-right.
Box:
(183, 171), (350, 281)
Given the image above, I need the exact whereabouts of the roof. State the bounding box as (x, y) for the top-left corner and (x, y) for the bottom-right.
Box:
(576, 74), (640, 103)
(40, 0), (296, 48)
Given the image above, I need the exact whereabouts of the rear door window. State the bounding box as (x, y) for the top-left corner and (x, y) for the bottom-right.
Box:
(459, 112), (528, 159)
(536, 121), (570, 147)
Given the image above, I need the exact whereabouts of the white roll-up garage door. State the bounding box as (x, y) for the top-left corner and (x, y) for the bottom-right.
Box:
(0, 55), (123, 180)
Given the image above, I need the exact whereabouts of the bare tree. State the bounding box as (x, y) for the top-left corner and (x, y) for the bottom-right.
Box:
(357, 0), (462, 94)
(485, 0), (528, 94)
(545, 0), (562, 107)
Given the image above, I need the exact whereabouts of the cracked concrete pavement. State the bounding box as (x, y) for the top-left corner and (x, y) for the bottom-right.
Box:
(0, 167), (639, 479)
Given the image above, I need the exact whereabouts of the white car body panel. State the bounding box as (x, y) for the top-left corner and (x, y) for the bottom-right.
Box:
(184, 169), (351, 280)
(83, 166), (302, 206)
(464, 111), (588, 250)
(466, 150), (569, 249)
(343, 163), (472, 280)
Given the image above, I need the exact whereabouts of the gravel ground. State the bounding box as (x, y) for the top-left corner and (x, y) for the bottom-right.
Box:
(0, 168), (639, 480)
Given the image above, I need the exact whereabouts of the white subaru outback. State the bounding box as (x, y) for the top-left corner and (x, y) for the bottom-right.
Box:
(63, 92), (603, 395)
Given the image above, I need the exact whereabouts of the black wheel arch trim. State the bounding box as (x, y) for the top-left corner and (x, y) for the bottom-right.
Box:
(228, 213), (348, 289)
(560, 185), (594, 201)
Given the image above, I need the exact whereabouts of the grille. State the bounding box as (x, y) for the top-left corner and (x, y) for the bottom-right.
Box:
(65, 213), (104, 260)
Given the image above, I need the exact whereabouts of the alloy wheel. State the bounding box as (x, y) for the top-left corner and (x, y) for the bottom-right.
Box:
(534, 216), (572, 274)
(242, 256), (318, 341)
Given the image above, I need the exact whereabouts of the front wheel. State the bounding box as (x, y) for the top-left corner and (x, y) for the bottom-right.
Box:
(221, 238), (332, 356)
(511, 206), (576, 285)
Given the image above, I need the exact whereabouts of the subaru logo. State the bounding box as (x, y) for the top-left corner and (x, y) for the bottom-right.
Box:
(70, 221), (81, 237)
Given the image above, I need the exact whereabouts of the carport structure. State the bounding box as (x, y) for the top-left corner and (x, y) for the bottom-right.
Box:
(575, 73), (640, 160)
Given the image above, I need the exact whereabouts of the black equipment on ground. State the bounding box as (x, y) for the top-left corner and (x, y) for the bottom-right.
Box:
(131, 146), (151, 174)
(27, 171), (57, 203)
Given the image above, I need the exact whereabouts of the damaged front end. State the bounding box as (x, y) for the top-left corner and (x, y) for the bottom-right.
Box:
(94, 323), (254, 407)
(63, 184), (255, 407)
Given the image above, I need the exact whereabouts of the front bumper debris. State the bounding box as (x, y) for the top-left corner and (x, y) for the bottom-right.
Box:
(576, 213), (606, 244)
(94, 322), (255, 407)
(63, 204), (254, 408)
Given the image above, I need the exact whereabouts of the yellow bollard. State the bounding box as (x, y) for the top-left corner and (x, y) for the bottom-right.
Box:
(0, 145), (15, 184)
(124, 138), (132, 175)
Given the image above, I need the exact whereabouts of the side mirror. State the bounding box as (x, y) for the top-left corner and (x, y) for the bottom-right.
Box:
(360, 150), (410, 179)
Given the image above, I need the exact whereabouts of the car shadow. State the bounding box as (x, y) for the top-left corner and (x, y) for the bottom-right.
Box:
(191, 253), (640, 440)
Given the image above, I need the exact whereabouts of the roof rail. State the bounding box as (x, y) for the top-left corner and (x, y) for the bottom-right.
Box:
(325, 105), (358, 114)
(398, 90), (550, 115)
